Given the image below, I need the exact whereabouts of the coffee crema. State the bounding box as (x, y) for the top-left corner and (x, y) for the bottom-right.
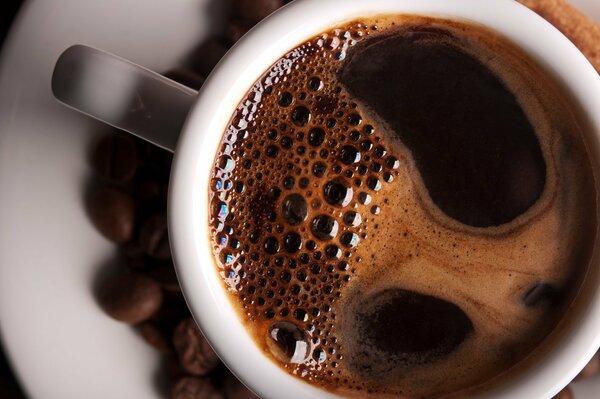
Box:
(208, 15), (597, 398)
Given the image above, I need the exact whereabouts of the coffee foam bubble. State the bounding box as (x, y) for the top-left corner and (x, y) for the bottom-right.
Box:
(208, 15), (597, 398)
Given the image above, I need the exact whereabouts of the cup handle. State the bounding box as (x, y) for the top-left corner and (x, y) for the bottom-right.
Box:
(51, 45), (197, 152)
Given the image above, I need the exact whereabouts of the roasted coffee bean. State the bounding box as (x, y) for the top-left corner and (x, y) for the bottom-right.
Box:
(171, 377), (224, 399)
(87, 186), (136, 243)
(92, 133), (139, 183)
(575, 351), (600, 381)
(138, 322), (174, 354)
(228, 19), (253, 43)
(553, 386), (574, 399)
(165, 68), (206, 91)
(140, 213), (171, 260)
(98, 272), (163, 323)
(173, 318), (221, 376)
(149, 265), (181, 292)
(233, 0), (285, 23)
(190, 38), (230, 76)
(223, 372), (259, 399)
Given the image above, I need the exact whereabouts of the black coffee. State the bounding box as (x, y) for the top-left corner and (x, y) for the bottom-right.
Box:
(208, 16), (597, 397)
(338, 26), (546, 228)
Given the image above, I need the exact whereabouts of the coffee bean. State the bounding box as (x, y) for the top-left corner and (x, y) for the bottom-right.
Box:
(552, 386), (574, 399)
(138, 322), (174, 354)
(223, 372), (259, 399)
(233, 0), (285, 23)
(87, 186), (136, 243)
(190, 38), (230, 76)
(575, 351), (600, 381)
(165, 68), (206, 91)
(171, 377), (224, 399)
(228, 19), (253, 43)
(149, 265), (181, 292)
(98, 272), (163, 323)
(173, 318), (221, 376)
(92, 133), (139, 183)
(140, 213), (171, 260)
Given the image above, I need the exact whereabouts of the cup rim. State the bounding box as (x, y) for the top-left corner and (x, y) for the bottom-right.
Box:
(169, 0), (600, 398)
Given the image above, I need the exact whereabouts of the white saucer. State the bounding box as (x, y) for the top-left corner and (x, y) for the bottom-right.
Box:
(0, 0), (224, 398)
(0, 0), (598, 398)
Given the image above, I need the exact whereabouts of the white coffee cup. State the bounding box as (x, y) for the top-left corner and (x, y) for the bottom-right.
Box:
(52, 0), (600, 397)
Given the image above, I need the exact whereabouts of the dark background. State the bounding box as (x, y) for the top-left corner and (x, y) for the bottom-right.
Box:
(1, 2), (28, 398)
